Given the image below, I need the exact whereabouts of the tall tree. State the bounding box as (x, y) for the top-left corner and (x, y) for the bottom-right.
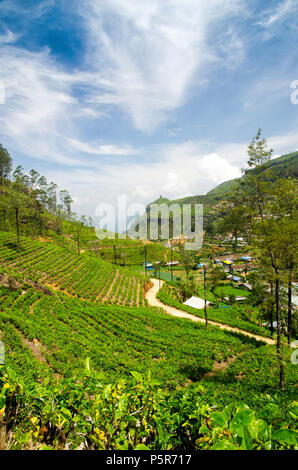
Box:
(217, 203), (249, 249)
(9, 177), (31, 250)
(179, 245), (194, 279)
(241, 129), (287, 389)
(0, 144), (12, 183)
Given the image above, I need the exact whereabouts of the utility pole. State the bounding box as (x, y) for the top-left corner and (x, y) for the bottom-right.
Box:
(113, 244), (117, 265)
(170, 245), (173, 281)
(144, 244), (147, 276)
(159, 263), (161, 289)
(155, 261), (161, 289)
(204, 265), (208, 327)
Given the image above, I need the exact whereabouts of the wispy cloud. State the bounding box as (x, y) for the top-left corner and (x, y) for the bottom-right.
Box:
(0, 0), (247, 166)
(66, 138), (137, 156)
(0, 0), (55, 19)
(257, 0), (298, 30)
(80, 0), (244, 131)
(0, 44), (136, 166)
(0, 28), (19, 44)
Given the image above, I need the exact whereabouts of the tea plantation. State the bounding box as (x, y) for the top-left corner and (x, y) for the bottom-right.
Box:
(0, 232), (297, 450)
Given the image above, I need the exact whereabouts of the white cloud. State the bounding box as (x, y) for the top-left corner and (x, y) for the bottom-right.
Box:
(80, 0), (244, 131)
(0, 45), (137, 166)
(268, 132), (298, 153)
(46, 141), (242, 219)
(257, 0), (298, 29)
(217, 28), (245, 69)
(0, 0), (247, 167)
(0, 0), (296, 227)
(0, 28), (19, 44)
(41, 128), (297, 224)
(66, 138), (136, 156)
(0, 0), (55, 19)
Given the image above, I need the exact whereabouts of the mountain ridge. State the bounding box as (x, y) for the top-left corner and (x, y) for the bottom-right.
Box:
(149, 150), (298, 209)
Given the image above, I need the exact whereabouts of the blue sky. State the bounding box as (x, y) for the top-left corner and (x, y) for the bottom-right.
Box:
(0, 0), (298, 219)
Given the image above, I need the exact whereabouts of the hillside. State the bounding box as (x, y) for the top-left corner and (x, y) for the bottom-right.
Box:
(0, 271), (297, 449)
(0, 150), (297, 450)
(0, 232), (147, 307)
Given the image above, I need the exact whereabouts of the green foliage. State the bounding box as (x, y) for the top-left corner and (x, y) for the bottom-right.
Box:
(157, 282), (271, 337)
(0, 144), (12, 181)
(0, 231), (147, 306)
(0, 366), (296, 450)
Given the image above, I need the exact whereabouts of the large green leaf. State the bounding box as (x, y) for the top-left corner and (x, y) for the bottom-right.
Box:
(241, 426), (253, 450)
(272, 429), (298, 446)
(135, 444), (150, 450)
(211, 411), (228, 429)
(230, 409), (255, 438)
(257, 403), (282, 423)
(211, 440), (237, 450)
(130, 371), (143, 382)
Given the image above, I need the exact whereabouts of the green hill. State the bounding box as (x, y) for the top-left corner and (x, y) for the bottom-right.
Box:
(0, 231), (147, 306)
(1, 272), (297, 450)
(149, 151), (298, 210)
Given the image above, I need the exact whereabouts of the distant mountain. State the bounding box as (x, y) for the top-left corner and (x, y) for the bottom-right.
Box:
(146, 151), (298, 238)
(149, 151), (298, 210)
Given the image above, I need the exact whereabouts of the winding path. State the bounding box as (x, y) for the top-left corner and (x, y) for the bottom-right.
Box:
(145, 279), (275, 345)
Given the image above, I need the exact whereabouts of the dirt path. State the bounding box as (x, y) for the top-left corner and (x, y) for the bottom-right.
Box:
(145, 279), (275, 345)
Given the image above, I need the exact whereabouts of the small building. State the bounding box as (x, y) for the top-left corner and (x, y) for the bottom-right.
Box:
(184, 296), (211, 310)
(224, 296), (247, 303)
(240, 256), (252, 262)
(222, 259), (233, 266)
(143, 262), (154, 270)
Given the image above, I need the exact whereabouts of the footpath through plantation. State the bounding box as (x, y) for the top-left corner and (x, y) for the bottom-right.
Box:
(146, 279), (275, 345)
(0, 134), (297, 451)
(0, 231), (297, 450)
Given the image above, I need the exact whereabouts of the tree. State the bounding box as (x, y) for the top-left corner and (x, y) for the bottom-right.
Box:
(29, 169), (40, 188)
(9, 177), (31, 250)
(203, 265), (208, 327)
(217, 203), (249, 250)
(241, 129), (287, 389)
(72, 216), (85, 256)
(208, 263), (224, 294)
(0, 144), (12, 183)
(178, 275), (197, 301)
(47, 182), (57, 214)
(0, 188), (10, 231)
(179, 245), (194, 279)
(59, 190), (73, 217)
(269, 178), (298, 345)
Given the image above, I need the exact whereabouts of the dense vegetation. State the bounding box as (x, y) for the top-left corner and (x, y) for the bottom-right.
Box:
(0, 232), (147, 306)
(157, 282), (272, 338)
(0, 279), (297, 450)
(0, 138), (297, 451)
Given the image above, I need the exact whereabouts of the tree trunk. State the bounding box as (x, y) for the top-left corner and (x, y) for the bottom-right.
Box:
(144, 245), (147, 276)
(233, 231), (238, 250)
(15, 207), (20, 250)
(204, 266), (208, 327)
(275, 275), (285, 391)
(288, 273), (292, 346)
(270, 282), (274, 337)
